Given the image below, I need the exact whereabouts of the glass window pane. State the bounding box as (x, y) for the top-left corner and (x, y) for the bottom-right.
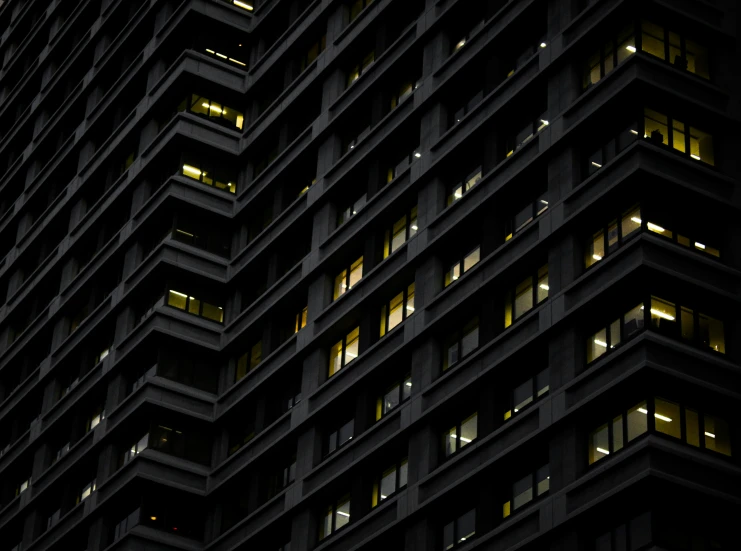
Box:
(680, 307), (694, 342)
(537, 266), (549, 303)
(445, 340), (459, 370)
(391, 216), (407, 252)
(704, 415), (731, 456)
(457, 509), (476, 543)
(406, 284), (415, 316)
(335, 498), (350, 529)
(379, 466), (397, 500)
(463, 248), (480, 272)
(669, 31), (682, 69)
(167, 290), (187, 310)
(609, 318), (621, 349)
(399, 459), (408, 487)
(514, 278), (533, 319)
(187, 296), (200, 315)
(409, 208), (418, 238)
(536, 369), (549, 397)
(514, 205), (533, 232)
(448, 185), (463, 206)
(647, 219), (671, 238)
(590, 423), (610, 464)
(641, 21), (666, 59)
(699, 313), (724, 353)
(612, 415), (624, 452)
(445, 263), (461, 287)
(460, 413), (477, 447)
(650, 297), (677, 335)
(627, 401), (648, 442)
(644, 108), (669, 145)
(349, 258), (364, 289)
(387, 292), (404, 332)
(622, 208), (642, 239)
(345, 328), (360, 364)
(443, 521), (455, 550)
(513, 380), (533, 413)
(585, 51), (600, 87)
(383, 384), (400, 415)
(686, 408), (700, 447)
(623, 303), (644, 338)
(655, 398), (681, 438)
(588, 328), (607, 363)
(686, 39), (709, 79)
(334, 270), (348, 300)
(617, 32), (636, 63)
(202, 302), (223, 322)
(607, 220), (619, 250)
(339, 420), (353, 445)
(512, 474), (533, 510)
(689, 126), (714, 165)
(321, 507), (333, 539)
(402, 375), (412, 401)
(672, 119), (686, 153)
(329, 341), (343, 376)
(586, 230), (605, 267)
(589, 149), (603, 174)
(460, 324), (479, 358)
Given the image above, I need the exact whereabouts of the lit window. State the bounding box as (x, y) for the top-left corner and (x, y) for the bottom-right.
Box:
(504, 266), (549, 328)
(585, 207), (641, 267)
(329, 327), (360, 377)
(505, 192), (549, 241)
(444, 412), (478, 458)
(505, 112), (549, 157)
(326, 419), (354, 455)
(167, 290), (224, 323)
(233, 0), (254, 11)
(204, 47), (247, 68)
(338, 194), (367, 226)
(444, 247), (480, 287)
(183, 94), (244, 130)
(86, 406), (105, 432)
(78, 480), (96, 503)
(641, 21), (709, 79)
(447, 168), (482, 206)
(372, 458), (408, 506)
(583, 24), (635, 88)
(443, 318), (479, 371)
(236, 341), (262, 381)
(387, 147), (421, 182)
(122, 433), (149, 465)
(333, 257), (364, 300)
(380, 284), (415, 337)
(346, 50), (375, 87)
(586, 302), (642, 363)
(320, 495), (351, 540)
(383, 207), (418, 258)
(589, 400), (647, 464)
(503, 464), (549, 518)
(376, 374), (412, 421)
(300, 34), (326, 72)
(181, 161), (236, 193)
(644, 108), (714, 165)
(443, 509), (476, 550)
(295, 306), (308, 333)
(390, 81), (414, 110)
(504, 368), (550, 420)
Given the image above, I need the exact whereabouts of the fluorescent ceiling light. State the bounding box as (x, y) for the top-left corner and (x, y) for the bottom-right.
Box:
(647, 222), (665, 233)
(540, 42), (547, 48)
(637, 407), (672, 422)
(233, 0), (254, 9)
(626, 45), (637, 53)
(691, 154), (701, 160)
(594, 339), (607, 347)
(705, 431), (716, 438)
(695, 242), (706, 250)
(596, 447), (610, 455)
(650, 308), (675, 321)
(592, 254), (603, 261)
(182, 164), (202, 176)
(591, 161), (602, 168)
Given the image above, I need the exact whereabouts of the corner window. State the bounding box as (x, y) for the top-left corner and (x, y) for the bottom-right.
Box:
(504, 265), (549, 328)
(444, 412), (478, 458)
(181, 161), (236, 193)
(320, 495), (351, 540)
(347, 50), (375, 87)
(380, 284), (415, 337)
(122, 433), (149, 465)
(447, 168), (482, 206)
(443, 508), (476, 549)
(502, 464), (549, 518)
(444, 247), (480, 287)
(383, 207), (418, 258)
(338, 195), (367, 226)
(295, 306), (308, 333)
(585, 206), (641, 267)
(334, 257), (364, 300)
(443, 318), (479, 371)
(583, 24), (636, 88)
(329, 327), (360, 377)
(376, 374), (412, 421)
(372, 458), (408, 507)
(180, 94), (244, 130)
(641, 21), (709, 79)
(504, 368), (550, 420)
(505, 193), (548, 240)
(644, 108), (714, 165)
(167, 290), (224, 323)
(505, 114), (549, 158)
(586, 302), (643, 363)
(236, 341), (262, 381)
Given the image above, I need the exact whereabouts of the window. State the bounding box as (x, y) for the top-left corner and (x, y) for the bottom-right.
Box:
(387, 148), (421, 183)
(643, 217), (720, 258)
(334, 257), (364, 300)
(383, 207), (418, 258)
(502, 464), (549, 518)
(86, 406), (105, 432)
(15, 478), (30, 496)
(587, 120), (640, 177)
(504, 265), (549, 328)
(326, 419), (354, 455)
(504, 368), (549, 420)
(78, 480), (96, 503)
(443, 509), (476, 549)
(447, 168), (482, 206)
(505, 115), (549, 158)
(320, 495), (351, 540)
(179, 94), (244, 130)
(236, 341), (262, 381)
(585, 206), (642, 268)
(295, 307), (308, 333)
(375, 374), (412, 421)
(122, 433), (149, 465)
(338, 195), (367, 226)
(444, 412), (478, 457)
(451, 91), (483, 126)
(505, 193), (549, 240)
(204, 46), (247, 68)
(349, 0), (373, 23)
(390, 80), (416, 110)
(167, 290), (224, 323)
(347, 50), (375, 87)
(641, 21), (709, 79)
(594, 511), (653, 551)
(444, 247), (480, 287)
(372, 458), (408, 506)
(587, 296), (725, 364)
(589, 397), (731, 465)
(300, 34), (326, 72)
(181, 161), (237, 193)
(443, 318), (479, 371)
(380, 284), (415, 337)
(644, 108), (714, 165)
(584, 24), (636, 88)
(329, 327), (360, 377)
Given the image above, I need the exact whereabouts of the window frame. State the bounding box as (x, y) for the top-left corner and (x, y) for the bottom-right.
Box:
(639, 20), (710, 80)
(376, 374), (412, 421)
(319, 494), (352, 540)
(325, 418), (354, 457)
(502, 463), (550, 519)
(584, 205), (642, 268)
(180, 158), (237, 194)
(329, 327), (361, 377)
(444, 246), (481, 288)
(446, 167), (482, 207)
(442, 317), (480, 371)
(583, 23), (636, 89)
(333, 257), (364, 300)
(504, 265), (549, 328)
(372, 457), (408, 507)
(380, 283), (415, 337)
(166, 289), (224, 323)
(443, 508), (477, 550)
(383, 207), (418, 258)
(443, 412), (478, 458)
(505, 192), (549, 241)
(504, 367), (550, 421)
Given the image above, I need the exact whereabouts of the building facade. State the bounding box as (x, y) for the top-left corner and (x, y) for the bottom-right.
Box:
(0, 0), (739, 549)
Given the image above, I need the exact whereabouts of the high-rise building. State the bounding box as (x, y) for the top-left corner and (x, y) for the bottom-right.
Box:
(0, 0), (739, 549)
